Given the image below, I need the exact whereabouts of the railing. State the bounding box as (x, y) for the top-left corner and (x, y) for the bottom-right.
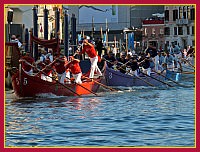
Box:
(176, 19), (189, 25)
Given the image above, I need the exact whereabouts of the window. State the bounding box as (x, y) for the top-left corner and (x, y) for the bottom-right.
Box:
(173, 10), (178, 21)
(192, 41), (195, 46)
(190, 8), (195, 20)
(164, 27), (170, 35)
(160, 29), (164, 34)
(183, 6), (186, 19)
(165, 10), (169, 21)
(187, 26), (190, 35)
(192, 26), (194, 35)
(166, 41), (169, 46)
(178, 27), (183, 35)
(174, 27), (177, 35)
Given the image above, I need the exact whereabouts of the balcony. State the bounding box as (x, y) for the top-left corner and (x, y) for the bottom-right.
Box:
(176, 19), (189, 25)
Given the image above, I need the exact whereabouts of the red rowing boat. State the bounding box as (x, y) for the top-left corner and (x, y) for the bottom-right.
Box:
(11, 66), (101, 97)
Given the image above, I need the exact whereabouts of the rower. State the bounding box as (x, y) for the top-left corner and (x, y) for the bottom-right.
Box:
(117, 52), (127, 74)
(53, 53), (68, 84)
(138, 52), (151, 76)
(129, 55), (139, 76)
(19, 51), (35, 75)
(66, 56), (82, 84)
(103, 51), (117, 69)
(164, 51), (175, 71)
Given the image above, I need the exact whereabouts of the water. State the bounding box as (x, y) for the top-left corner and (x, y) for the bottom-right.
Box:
(5, 76), (195, 147)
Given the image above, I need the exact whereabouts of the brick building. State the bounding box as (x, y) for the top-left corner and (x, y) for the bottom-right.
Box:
(142, 18), (165, 51)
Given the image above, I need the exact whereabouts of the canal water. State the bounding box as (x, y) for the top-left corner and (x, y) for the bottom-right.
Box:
(5, 75), (195, 147)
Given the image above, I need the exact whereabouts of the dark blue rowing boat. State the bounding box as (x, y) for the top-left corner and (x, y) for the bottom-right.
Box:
(104, 64), (181, 87)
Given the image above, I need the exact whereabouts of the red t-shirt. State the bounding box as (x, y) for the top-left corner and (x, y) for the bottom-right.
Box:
(81, 44), (97, 58)
(53, 56), (67, 74)
(66, 59), (81, 74)
(20, 56), (35, 72)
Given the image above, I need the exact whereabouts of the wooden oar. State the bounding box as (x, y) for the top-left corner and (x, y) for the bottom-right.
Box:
(181, 65), (194, 71)
(40, 64), (98, 96)
(35, 59), (57, 76)
(82, 75), (118, 92)
(153, 70), (192, 87)
(118, 66), (155, 87)
(140, 70), (173, 87)
(19, 59), (81, 96)
(65, 76), (98, 96)
(181, 71), (195, 75)
(104, 58), (154, 87)
(181, 58), (195, 69)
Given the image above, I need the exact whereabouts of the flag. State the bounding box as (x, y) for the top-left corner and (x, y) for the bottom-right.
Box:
(82, 30), (85, 38)
(103, 33), (106, 42)
(40, 23), (43, 33)
(100, 26), (103, 39)
(78, 34), (82, 42)
(128, 32), (134, 50)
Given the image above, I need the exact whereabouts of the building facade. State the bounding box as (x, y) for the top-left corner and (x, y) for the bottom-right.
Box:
(130, 5), (164, 28)
(164, 5), (195, 50)
(142, 19), (165, 51)
(68, 5), (164, 41)
(5, 5), (195, 52)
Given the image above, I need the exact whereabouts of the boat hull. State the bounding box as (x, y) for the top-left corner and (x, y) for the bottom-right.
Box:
(104, 65), (181, 87)
(12, 69), (101, 97)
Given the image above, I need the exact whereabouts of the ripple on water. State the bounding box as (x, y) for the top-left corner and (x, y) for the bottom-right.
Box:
(5, 81), (195, 147)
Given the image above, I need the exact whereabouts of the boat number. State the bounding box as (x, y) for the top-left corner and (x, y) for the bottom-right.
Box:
(16, 78), (28, 85)
(109, 72), (112, 79)
(23, 78), (28, 85)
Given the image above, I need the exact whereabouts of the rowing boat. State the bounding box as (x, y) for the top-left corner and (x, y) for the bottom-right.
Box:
(11, 65), (101, 97)
(104, 63), (181, 87)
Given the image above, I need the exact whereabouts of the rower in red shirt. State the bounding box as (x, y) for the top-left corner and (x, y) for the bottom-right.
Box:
(53, 53), (68, 84)
(39, 57), (54, 82)
(77, 38), (102, 79)
(66, 56), (82, 84)
(19, 51), (35, 75)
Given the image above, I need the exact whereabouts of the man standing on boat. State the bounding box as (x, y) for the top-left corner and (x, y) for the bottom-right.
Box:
(77, 38), (102, 79)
